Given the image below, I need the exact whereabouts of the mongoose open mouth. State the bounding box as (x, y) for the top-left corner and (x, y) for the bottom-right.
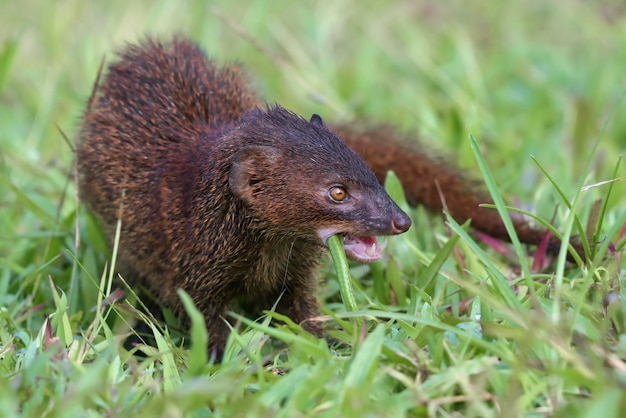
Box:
(317, 228), (388, 262)
(342, 233), (388, 262)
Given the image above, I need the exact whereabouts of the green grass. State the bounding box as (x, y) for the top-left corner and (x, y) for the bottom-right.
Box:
(2, 0), (626, 416)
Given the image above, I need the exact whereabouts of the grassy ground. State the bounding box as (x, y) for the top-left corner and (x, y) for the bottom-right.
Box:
(2, 0), (626, 416)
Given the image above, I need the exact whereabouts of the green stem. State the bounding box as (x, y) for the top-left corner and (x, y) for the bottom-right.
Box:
(327, 234), (358, 312)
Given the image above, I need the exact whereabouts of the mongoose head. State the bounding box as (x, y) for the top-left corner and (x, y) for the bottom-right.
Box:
(228, 106), (411, 262)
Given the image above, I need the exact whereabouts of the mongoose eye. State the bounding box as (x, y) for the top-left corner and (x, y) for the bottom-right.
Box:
(328, 186), (347, 202)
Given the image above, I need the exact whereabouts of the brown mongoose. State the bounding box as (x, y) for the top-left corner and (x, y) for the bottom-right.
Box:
(76, 36), (581, 358)
(77, 36), (411, 358)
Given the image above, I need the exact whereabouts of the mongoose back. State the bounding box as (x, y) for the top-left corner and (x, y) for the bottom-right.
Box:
(77, 36), (581, 358)
(77, 37), (411, 358)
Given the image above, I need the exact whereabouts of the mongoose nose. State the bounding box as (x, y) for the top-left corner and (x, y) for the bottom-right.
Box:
(391, 212), (412, 234)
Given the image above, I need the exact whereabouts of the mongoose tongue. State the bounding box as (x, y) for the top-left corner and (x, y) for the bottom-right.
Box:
(341, 234), (388, 263)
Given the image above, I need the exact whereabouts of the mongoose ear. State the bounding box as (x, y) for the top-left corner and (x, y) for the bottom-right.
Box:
(229, 146), (281, 203)
(310, 114), (327, 127)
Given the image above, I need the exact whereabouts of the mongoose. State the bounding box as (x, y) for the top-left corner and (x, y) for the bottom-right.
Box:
(77, 36), (580, 358)
(77, 36), (411, 358)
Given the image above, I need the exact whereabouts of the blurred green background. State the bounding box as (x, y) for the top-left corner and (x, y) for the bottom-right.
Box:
(1, 1), (625, 416)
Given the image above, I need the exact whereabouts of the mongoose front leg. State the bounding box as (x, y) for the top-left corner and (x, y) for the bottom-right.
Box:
(273, 277), (323, 338)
